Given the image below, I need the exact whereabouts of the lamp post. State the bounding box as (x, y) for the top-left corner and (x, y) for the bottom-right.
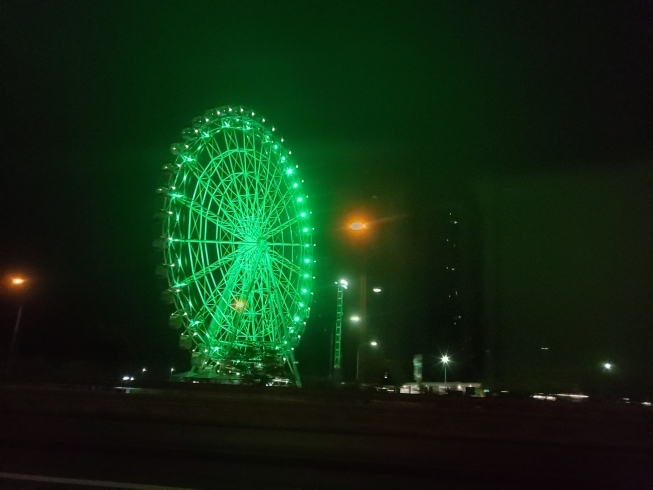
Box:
(5, 276), (27, 379)
(356, 341), (378, 384)
(440, 355), (451, 384)
(141, 367), (147, 381)
(348, 220), (370, 364)
(170, 367), (175, 381)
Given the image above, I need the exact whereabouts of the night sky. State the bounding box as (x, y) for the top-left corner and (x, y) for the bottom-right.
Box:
(1, 1), (651, 392)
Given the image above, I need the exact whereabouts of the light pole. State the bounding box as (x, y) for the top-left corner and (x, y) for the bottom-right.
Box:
(356, 341), (378, 384)
(332, 279), (348, 382)
(5, 276), (27, 379)
(348, 220), (370, 367)
(141, 367), (147, 381)
(170, 367), (175, 381)
(440, 355), (450, 384)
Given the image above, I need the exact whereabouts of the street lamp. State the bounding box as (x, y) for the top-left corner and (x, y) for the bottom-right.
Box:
(5, 276), (27, 379)
(356, 341), (378, 384)
(372, 287), (382, 293)
(170, 367), (175, 381)
(440, 355), (451, 384)
(603, 362), (613, 371)
(350, 315), (360, 322)
(349, 221), (368, 231)
(141, 367), (147, 381)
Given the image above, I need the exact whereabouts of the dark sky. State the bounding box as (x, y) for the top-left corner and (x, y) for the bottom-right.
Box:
(1, 1), (651, 390)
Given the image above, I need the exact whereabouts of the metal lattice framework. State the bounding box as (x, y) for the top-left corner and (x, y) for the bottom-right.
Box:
(155, 105), (314, 386)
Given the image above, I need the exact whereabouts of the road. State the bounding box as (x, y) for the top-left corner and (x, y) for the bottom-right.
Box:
(0, 410), (650, 489)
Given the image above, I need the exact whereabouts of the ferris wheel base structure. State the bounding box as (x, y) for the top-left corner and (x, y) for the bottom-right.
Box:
(155, 106), (314, 388)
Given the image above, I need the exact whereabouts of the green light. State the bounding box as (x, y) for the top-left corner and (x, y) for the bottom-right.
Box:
(304, 258), (310, 263)
(297, 197), (303, 202)
(302, 289), (307, 293)
(300, 212), (306, 217)
(303, 227), (309, 232)
(286, 168), (293, 175)
(293, 183), (298, 188)
(294, 316), (300, 321)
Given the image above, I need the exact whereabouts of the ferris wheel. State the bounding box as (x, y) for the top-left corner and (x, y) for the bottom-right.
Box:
(155, 106), (314, 386)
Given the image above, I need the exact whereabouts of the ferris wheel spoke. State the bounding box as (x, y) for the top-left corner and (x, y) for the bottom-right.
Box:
(203, 246), (266, 345)
(267, 248), (305, 277)
(263, 187), (295, 229)
(270, 262), (301, 298)
(192, 174), (244, 235)
(172, 247), (241, 288)
(176, 195), (240, 237)
(263, 217), (299, 240)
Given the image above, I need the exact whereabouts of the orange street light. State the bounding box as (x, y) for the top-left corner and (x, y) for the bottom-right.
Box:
(11, 277), (26, 286)
(349, 221), (368, 231)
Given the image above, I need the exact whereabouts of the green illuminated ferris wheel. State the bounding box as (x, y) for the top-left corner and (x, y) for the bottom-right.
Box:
(155, 106), (314, 386)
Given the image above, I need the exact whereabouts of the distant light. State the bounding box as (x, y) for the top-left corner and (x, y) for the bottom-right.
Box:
(442, 355), (450, 363)
(603, 363), (612, 371)
(235, 300), (245, 309)
(532, 394), (556, 401)
(350, 315), (360, 322)
(11, 277), (25, 285)
(122, 376), (130, 381)
(142, 368), (146, 372)
(370, 341), (378, 346)
(130, 377), (135, 381)
(541, 347), (549, 350)
(286, 168), (293, 175)
(372, 288), (382, 293)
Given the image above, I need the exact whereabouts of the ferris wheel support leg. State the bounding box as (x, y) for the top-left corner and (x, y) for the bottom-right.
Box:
(287, 350), (302, 388)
